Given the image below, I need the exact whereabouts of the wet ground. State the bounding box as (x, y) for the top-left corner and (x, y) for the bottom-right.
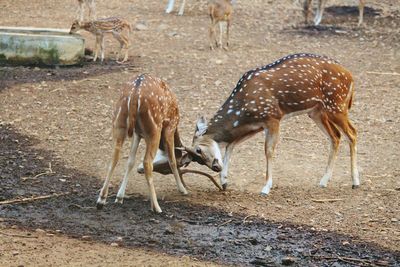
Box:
(1, 125), (399, 266)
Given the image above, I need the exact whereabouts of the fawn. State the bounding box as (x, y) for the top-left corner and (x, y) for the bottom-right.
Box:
(69, 17), (131, 63)
(208, 0), (234, 50)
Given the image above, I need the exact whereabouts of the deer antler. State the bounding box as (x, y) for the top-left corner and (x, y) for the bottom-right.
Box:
(179, 169), (223, 191)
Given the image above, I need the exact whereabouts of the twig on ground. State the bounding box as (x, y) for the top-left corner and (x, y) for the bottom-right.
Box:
(283, 137), (309, 142)
(366, 71), (400, 76)
(0, 192), (70, 205)
(0, 231), (38, 239)
(311, 198), (344, 203)
(243, 214), (256, 224)
(67, 203), (96, 210)
(218, 219), (233, 227)
(21, 162), (55, 181)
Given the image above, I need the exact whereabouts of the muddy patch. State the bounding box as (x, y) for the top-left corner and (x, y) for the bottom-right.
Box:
(1, 125), (399, 266)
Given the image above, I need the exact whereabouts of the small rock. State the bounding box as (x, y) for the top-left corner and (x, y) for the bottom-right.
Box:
(391, 218), (398, 223)
(110, 242), (119, 247)
(264, 245), (272, 252)
(81, 235), (91, 240)
(35, 228), (45, 233)
(214, 80), (222, 86)
(281, 256), (297, 266)
(12, 251), (19, 256)
(215, 59), (223, 65)
(135, 23), (148, 31)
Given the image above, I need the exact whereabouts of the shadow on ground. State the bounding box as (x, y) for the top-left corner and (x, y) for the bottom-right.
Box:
(0, 124), (399, 266)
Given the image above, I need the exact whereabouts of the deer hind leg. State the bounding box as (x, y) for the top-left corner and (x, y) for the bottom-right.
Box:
(329, 113), (360, 189)
(309, 111), (341, 188)
(112, 32), (123, 62)
(178, 0), (186, 16)
(303, 0), (313, 24)
(93, 35), (101, 61)
(144, 132), (162, 213)
(358, 0), (365, 26)
(121, 34), (130, 63)
(209, 20), (217, 50)
(314, 0), (326, 25)
(261, 120), (280, 196)
(220, 144), (234, 190)
(115, 133), (141, 204)
(97, 127), (126, 209)
(224, 19), (230, 50)
(100, 35), (105, 62)
(163, 129), (188, 195)
(88, 0), (96, 20)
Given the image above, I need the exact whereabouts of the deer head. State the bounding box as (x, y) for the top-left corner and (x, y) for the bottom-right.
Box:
(69, 20), (82, 34)
(185, 117), (223, 172)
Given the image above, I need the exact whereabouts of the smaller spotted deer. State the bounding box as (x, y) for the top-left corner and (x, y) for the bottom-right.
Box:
(69, 17), (131, 63)
(208, 0), (233, 50)
(303, 0), (366, 26)
(96, 74), (188, 213)
(184, 54), (360, 195)
(77, 0), (96, 22)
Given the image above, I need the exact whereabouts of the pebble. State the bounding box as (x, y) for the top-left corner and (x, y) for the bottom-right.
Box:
(12, 251), (19, 256)
(214, 80), (222, 86)
(110, 242), (119, 247)
(81, 235), (91, 240)
(35, 228), (45, 233)
(281, 256), (297, 266)
(391, 218), (398, 223)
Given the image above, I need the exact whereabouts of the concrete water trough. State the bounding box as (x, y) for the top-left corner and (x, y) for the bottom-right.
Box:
(0, 27), (85, 66)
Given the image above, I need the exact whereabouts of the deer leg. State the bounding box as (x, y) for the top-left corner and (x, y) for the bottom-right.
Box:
(112, 32), (123, 62)
(100, 35), (105, 62)
(358, 0), (365, 27)
(314, 0), (326, 25)
(78, 1), (84, 22)
(218, 22), (223, 48)
(166, 0), (175, 14)
(329, 113), (360, 189)
(97, 128), (126, 209)
(121, 35), (130, 63)
(303, 0), (312, 24)
(115, 133), (141, 204)
(209, 21), (216, 50)
(225, 20), (230, 50)
(89, 0), (96, 20)
(309, 111), (341, 187)
(178, 0), (186, 16)
(261, 120), (280, 195)
(93, 35), (100, 61)
(164, 130), (188, 195)
(220, 144), (234, 190)
(144, 132), (162, 213)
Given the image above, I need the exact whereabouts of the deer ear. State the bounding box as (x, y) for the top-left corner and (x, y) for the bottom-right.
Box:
(195, 116), (208, 136)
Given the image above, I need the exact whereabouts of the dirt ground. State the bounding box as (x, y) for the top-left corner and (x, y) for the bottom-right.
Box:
(1, 0), (399, 266)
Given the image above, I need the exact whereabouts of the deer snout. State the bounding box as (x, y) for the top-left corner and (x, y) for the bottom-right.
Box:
(211, 158), (222, 172)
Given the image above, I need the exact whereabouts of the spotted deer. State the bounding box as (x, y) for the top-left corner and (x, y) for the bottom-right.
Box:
(77, 0), (96, 22)
(303, 0), (365, 26)
(96, 74), (188, 213)
(208, 0), (233, 50)
(69, 17), (131, 63)
(184, 53), (360, 195)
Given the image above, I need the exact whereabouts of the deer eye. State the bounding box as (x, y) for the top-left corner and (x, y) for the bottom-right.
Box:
(196, 147), (202, 154)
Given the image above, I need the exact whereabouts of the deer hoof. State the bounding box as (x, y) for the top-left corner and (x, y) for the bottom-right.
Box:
(115, 197), (124, 204)
(352, 184), (360, 189)
(222, 183), (228, 191)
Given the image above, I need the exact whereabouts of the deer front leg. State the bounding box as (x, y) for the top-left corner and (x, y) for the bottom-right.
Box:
(209, 23), (216, 50)
(88, 0), (96, 20)
(218, 22), (223, 48)
(164, 130), (188, 195)
(220, 144), (234, 190)
(358, 0), (365, 27)
(100, 35), (105, 62)
(261, 121), (280, 196)
(78, 0), (84, 22)
(144, 133), (162, 213)
(303, 0), (312, 24)
(115, 133), (141, 204)
(314, 0), (327, 25)
(97, 129), (125, 209)
(166, 0), (175, 14)
(93, 35), (100, 61)
(224, 20), (230, 50)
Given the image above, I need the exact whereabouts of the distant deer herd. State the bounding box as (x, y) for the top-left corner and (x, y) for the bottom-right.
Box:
(67, 0), (365, 212)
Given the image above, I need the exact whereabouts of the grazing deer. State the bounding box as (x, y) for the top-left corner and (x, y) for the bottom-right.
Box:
(96, 74), (188, 213)
(77, 0), (96, 22)
(208, 0), (233, 50)
(303, 0), (365, 26)
(184, 53), (360, 195)
(69, 17), (131, 63)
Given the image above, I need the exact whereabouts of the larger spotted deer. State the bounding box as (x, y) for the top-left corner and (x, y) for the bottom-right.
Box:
(184, 53), (360, 195)
(96, 74), (188, 213)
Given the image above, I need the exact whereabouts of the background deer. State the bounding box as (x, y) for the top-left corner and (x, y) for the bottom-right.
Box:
(165, 0), (187, 16)
(96, 74), (188, 213)
(185, 53), (360, 195)
(69, 17), (131, 63)
(77, 0), (96, 22)
(303, 0), (366, 26)
(208, 0), (233, 50)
